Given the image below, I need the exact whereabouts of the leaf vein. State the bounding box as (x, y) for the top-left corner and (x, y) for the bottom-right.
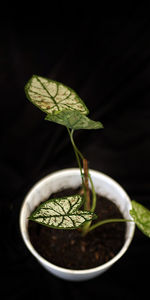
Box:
(36, 76), (60, 111)
(55, 199), (67, 214)
(29, 89), (52, 99)
(57, 91), (71, 103)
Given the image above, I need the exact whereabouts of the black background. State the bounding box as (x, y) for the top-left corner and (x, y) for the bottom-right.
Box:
(1, 4), (150, 299)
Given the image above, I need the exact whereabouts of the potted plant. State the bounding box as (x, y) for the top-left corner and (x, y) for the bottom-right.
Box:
(20, 75), (150, 281)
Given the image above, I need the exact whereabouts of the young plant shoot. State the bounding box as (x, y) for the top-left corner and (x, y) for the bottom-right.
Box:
(25, 75), (150, 237)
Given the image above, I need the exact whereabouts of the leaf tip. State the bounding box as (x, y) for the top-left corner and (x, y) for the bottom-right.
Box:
(97, 121), (104, 129)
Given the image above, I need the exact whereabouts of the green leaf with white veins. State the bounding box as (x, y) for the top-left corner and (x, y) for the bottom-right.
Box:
(29, 195), (97, 229)
(25, 75), (89, 115)
(130, 200), (150, 237)
(45, 110), (103, 130)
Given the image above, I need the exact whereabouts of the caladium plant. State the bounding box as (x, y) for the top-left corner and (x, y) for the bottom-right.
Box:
(25, 75), (150, 237)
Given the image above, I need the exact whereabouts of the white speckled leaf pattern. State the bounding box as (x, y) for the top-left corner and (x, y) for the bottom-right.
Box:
(29, 195), (96, 229)
(45, 110), (103, 130)
(130, 200), (150, 237)
(25, 75), (89, 115)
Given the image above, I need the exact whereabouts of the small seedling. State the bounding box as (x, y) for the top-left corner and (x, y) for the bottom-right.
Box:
(25, 75), (150, 237)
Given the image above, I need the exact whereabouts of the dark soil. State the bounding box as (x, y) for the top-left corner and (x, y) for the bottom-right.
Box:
(28, 187), (126, 270)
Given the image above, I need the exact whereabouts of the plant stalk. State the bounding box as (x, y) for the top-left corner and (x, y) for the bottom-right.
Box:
(83, 218), (133, 236)
(88, 172), (97, 213)
(67, 128), (84, 177)
(67, 127), (98, 235)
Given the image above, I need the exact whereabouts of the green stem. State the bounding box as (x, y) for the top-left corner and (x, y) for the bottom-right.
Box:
(70, 129), (84, 161)
(88, 172), (96, 213)
(81, 173), (97, 235)
(67, 127), (98, 235)
(86, 218), (133, 235)
(67, 128), (84, 184)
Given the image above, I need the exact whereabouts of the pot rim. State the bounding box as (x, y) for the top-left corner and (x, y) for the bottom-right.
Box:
(19, 168), (135, 275)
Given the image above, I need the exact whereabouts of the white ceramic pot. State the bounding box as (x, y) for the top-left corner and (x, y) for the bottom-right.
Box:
(19, 169), (135, 281)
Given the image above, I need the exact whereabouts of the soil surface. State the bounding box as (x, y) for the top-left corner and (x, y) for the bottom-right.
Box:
(28, 187), (126, 270)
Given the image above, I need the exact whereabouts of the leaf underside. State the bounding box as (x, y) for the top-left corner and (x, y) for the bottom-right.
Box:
(25, 75), (89, 115)
(29, 195), (97, 229)
(130, 200), (150, 237)
(45, 110), (103, 130)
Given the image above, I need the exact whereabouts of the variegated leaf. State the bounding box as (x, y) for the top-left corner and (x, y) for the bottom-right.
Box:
(130, 200), (150, 237)
(45, 110), (103, 130)
(25, 75), (89, 115)
(29, 195), (97, 229)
